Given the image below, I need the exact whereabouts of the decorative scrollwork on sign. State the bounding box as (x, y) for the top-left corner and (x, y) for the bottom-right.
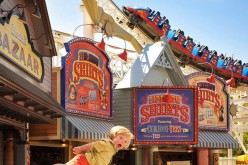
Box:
(156, 52), (172, 69)
(230, 103), (237, 117)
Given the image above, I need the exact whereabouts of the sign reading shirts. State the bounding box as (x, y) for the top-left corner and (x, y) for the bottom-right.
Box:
(62, 38), (112, 119)
(186, 72), (229, 130)
(133, 86), (198, 145)
(0, 14), (43, 81)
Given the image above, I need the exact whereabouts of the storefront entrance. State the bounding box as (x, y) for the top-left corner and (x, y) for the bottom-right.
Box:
(154, 151), (196, 165)
(111, 150), (135, 165)
(30, 146), (65, 165)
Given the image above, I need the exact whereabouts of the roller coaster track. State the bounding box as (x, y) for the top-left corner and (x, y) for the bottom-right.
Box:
(96, 1), (248, 87)
(95, 1), (200, 76)
(95, 0), (154, 47)
(81, 0), (248, 87)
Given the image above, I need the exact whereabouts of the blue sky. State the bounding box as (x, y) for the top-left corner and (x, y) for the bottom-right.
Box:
(46, 0), (248, 63)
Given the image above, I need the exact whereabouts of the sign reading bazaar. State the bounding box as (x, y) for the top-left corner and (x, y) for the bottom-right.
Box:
(0, 14), (43, 81)
(186, 72), (229, 130)
(133, 86), (198, 145)
(62, 38), (112, 119)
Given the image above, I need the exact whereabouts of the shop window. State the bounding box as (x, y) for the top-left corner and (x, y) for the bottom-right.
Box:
(153, 151), (194, 165)
(30, 146), (65, 165)
(111, 150), (134, 165)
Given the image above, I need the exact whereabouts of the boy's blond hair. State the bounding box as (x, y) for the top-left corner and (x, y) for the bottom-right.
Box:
(108, 126), (134, 147)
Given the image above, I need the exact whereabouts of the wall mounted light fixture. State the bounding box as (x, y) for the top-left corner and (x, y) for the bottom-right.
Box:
(32, 0), (41, 18)
(226, 55), (236, 87)
(72, 24), (98, 38)
(18, 9), (26, 23)
(106, 35), (129, 62)
(117, 37), (128, 62)
(226, 77), (235, 87)
(1, 1), (41, 23)
(44, 37), (52, 49)
(31, 32), (52, 49)
(0, 4), (27, 23)
(161, 78), (172, 103)
(130, 144), (137, 151)
(198, 62), (215, 83)
(72, 23), (108, 52)
(95, 37), (106, 52)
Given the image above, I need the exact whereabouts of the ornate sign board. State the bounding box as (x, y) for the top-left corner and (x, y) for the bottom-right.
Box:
(62, 38), (113, 119)
(0, 14), (43, 81)
(133, 86), (198, 145)
(186, 72), (229, 130)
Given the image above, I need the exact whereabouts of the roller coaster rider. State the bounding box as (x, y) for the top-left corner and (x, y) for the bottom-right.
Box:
(148, 10), (160, 21)
(207, 50), (217, 62)
(223, 57), (232, 69)
(158, 16), (169, 30)
(198, 45), (208, 57)
(122, 6), (248, 83)
(173, 29), (184, 41)
(183, 36), (193, 47)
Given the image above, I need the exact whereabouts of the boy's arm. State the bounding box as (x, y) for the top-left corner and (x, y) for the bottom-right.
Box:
(73, 142), (94, 155)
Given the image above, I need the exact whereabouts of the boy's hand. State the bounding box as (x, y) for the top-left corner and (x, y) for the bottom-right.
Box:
(72, 146), (82, 155)
(72, 143), (93, 155)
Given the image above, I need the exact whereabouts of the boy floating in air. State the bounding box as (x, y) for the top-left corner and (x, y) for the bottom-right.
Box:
(65, 125), (133, 165)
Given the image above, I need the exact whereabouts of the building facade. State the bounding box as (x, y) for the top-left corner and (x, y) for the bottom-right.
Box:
(0, 0), (66, 164)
